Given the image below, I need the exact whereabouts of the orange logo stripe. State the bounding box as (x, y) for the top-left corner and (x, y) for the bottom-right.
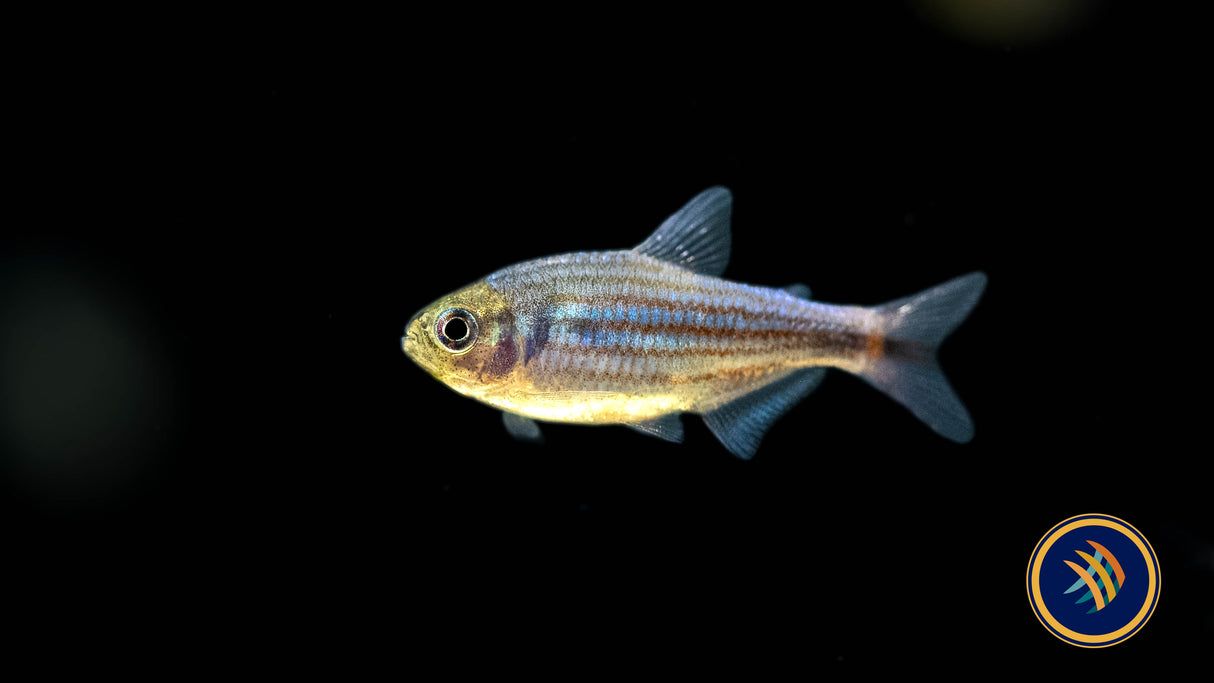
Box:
(1088, 540), (1125, 587)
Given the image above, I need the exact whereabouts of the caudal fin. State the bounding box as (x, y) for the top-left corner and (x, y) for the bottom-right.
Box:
(860, 272), (987, 443)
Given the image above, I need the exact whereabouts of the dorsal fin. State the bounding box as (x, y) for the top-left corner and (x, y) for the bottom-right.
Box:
(632, 187), (732, 276)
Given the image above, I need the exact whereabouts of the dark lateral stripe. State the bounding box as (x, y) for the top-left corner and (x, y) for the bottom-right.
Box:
(540, 330), (856, 360)
(548, 316), (856, 343)
(537, 306), (865, 360)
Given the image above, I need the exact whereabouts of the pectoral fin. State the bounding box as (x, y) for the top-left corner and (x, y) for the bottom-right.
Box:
(502, 412), (545, 445)
(624, 414), (685, 443)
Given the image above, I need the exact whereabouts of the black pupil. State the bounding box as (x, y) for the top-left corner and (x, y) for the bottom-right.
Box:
(444, 317), (469, 342)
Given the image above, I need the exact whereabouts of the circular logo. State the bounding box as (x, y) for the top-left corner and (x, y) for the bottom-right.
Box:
(1026, 513), (1160, 648)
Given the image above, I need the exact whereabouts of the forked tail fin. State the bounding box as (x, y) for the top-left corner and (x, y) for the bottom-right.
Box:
(860, 272), (987, 442)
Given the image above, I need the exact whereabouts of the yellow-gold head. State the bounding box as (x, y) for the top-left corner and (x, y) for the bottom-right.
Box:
(401, 280), (520, 400)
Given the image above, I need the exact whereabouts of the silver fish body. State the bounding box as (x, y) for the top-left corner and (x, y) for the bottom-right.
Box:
(402, 187), (986, 458)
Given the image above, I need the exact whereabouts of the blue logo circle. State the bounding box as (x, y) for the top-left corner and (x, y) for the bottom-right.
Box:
(1026, 513), (1160, 647)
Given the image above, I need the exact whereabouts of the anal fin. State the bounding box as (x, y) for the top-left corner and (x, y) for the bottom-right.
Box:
(702, 368), (827, 459)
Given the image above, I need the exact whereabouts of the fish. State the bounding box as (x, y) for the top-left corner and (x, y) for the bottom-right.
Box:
(401, 187), (986, 459)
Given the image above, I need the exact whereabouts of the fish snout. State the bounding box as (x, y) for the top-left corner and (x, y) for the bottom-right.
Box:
(401, 320), (420, 357)
(401, 313), (430, 361)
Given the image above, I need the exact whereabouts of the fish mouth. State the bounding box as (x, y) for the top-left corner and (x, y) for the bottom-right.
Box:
(401, 328), (420, 357)
(401, 317), (431, 368)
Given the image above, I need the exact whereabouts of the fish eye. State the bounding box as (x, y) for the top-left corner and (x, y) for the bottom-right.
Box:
(433, 308), (478, 353)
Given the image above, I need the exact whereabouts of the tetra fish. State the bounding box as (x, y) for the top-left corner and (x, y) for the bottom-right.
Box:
(402, 187), (986, 459)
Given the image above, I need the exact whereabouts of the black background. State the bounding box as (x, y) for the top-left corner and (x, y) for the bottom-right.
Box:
(4, 2), (1208, 675)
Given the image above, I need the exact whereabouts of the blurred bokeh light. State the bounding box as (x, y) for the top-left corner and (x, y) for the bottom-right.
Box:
(910, 0), (1098, 46)
(1, 252), (176, 512)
